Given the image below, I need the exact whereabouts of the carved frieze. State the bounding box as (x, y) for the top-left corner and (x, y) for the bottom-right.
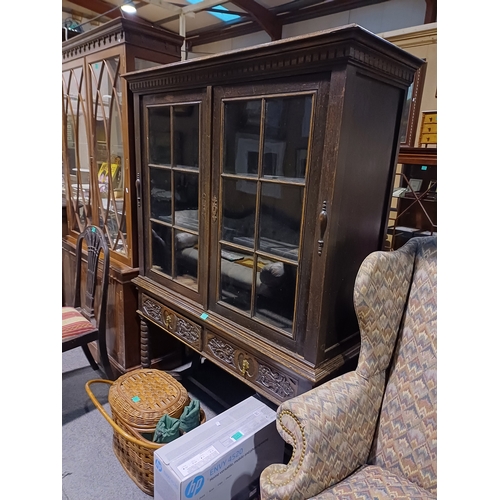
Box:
(142, 298), (162, 323)
(128, 41), (414, 93)
(176, 317), (200, 344)
(256, 365), (298, 399)
(62, 28), (124, 60)
(143, 296), (200, 346)
(207, 337), (235, 366)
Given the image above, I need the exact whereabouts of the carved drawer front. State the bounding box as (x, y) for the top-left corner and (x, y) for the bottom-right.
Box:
(204, 331), (299, 402)
(141, 295), (202, 350)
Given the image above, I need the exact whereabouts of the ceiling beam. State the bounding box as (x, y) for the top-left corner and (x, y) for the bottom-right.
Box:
(187, 0), (389, 47)
(64, 0), (123, 20)
(424, 0), (437, 23)
(230, 0), (282, 40)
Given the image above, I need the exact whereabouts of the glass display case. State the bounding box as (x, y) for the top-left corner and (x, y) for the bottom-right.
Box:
(126, 25), (423, 404)
(62, 18), (183, 375)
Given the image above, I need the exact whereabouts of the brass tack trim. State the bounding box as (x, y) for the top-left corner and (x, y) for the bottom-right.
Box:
(266, 409), (306, 487)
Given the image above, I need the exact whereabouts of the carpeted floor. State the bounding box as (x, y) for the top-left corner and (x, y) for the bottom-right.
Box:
(62, 348), (258, 500)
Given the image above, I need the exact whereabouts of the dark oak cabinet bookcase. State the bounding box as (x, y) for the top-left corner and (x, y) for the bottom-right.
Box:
(125, 24), (423, 404)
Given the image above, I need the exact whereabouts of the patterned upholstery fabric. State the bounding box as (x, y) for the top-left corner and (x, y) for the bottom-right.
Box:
(62, 306), (96, 341)
(368, 238), (437, 493)
(310, 465), (435, 499)
(260, 237), (437, 500)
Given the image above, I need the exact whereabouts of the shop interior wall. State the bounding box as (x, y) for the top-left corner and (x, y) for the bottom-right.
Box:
(381, 22), (437, 146)
(189, 0), (427, 58)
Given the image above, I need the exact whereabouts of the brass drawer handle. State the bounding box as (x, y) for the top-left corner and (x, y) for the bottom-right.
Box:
(237, 356), (254, 378)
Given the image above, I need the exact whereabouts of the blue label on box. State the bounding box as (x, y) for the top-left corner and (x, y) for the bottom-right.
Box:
(231, 431), (243, 441)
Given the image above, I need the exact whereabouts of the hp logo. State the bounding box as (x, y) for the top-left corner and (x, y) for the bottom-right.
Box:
(185, 475), (204, 498)
(155, 458), (162, 472)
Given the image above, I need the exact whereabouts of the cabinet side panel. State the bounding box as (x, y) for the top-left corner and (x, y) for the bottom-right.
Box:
(323, 69), (404, 353)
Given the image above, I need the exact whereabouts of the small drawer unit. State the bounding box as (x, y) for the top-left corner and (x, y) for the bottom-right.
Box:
(419, 111), (437, 147)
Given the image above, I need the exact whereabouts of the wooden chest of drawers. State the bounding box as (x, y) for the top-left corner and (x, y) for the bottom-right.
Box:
(419, 111), (437, 147)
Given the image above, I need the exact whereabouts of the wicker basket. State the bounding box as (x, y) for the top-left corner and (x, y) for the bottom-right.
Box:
(85, 369), (206, 496)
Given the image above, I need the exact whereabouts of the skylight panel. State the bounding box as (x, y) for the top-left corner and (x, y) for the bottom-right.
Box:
(185, 0), (241, 22)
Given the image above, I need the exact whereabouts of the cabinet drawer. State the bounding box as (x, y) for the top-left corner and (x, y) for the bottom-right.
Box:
(421, 123), (437, 134)
(204, 330), (299, 402)
(420, 133), (437, 144)
(422, 112), (437, 124)
(141, 295), (202, 350)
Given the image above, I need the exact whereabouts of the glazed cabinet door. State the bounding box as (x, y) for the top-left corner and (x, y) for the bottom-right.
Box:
(86, 49), (130, 262)
(62, 61), (92, 235)
(140, 90), (209, 305)
(209, 78), (330, 354)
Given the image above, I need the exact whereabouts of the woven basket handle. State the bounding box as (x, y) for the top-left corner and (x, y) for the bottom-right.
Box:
(85, 379), (159, 450)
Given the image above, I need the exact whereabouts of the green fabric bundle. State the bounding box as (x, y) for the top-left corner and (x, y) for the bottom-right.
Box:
(153, 414), (181, 444)
(152, 399), (201, 444)
(179, 399), (201, 434)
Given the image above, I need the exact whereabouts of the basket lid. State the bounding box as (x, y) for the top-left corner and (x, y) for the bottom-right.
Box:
(108, 369), (189, 429)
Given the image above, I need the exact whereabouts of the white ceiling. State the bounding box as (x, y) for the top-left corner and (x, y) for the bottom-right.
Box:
(62, 0), (292, 35)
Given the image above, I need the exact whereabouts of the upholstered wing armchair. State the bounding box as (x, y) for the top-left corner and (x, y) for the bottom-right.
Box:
(260, 236), (437, 499)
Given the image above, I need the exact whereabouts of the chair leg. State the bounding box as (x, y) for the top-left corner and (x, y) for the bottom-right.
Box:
(82, 344), (99, 371)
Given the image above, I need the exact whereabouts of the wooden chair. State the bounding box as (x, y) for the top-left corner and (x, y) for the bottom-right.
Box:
(62, 225), (112, 379)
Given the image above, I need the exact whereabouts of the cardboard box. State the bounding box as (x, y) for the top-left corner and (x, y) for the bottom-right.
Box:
(154, 396), (284, 500)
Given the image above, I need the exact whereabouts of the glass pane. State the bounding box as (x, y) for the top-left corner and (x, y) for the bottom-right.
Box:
(173, 171), (199, 231)
(150, 167), (172, 223)
(149, 106), (171, 165)
(174, 229), (198, 290)
(173, 104), (199, 169)
(263, 95), (312, 180)
(399, 82), (414, 143)
(151, 222), (172, 276)
(89, 56), (127, 254)
(63, 67), (91, 232)
(255, 256), (297, 334)
(258, 183), (303, 262)
(64, 107), (77, 174)
(221, 178), (256, 248)
(219, 245), (254, 314)
(223, 100), (261, 175)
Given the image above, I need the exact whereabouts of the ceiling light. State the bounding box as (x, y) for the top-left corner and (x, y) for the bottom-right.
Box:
(121, 2), (137, 14)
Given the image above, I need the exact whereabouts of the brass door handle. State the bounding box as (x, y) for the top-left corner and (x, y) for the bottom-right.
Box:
(211, 196), (218, 223)
(135, 174), (141, 208)
(317, 201), (327, 256)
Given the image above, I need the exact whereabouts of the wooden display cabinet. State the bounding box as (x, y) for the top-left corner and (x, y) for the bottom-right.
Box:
(62, 18), (184, 376)
(387, 147), (437, 250)
(125, 25), (423, 405)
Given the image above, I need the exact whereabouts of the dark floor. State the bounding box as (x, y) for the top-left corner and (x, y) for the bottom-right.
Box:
(62, 348), (264, 500)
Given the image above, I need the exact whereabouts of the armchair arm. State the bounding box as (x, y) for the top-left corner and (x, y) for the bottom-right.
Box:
(260, 370), (385, 500)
